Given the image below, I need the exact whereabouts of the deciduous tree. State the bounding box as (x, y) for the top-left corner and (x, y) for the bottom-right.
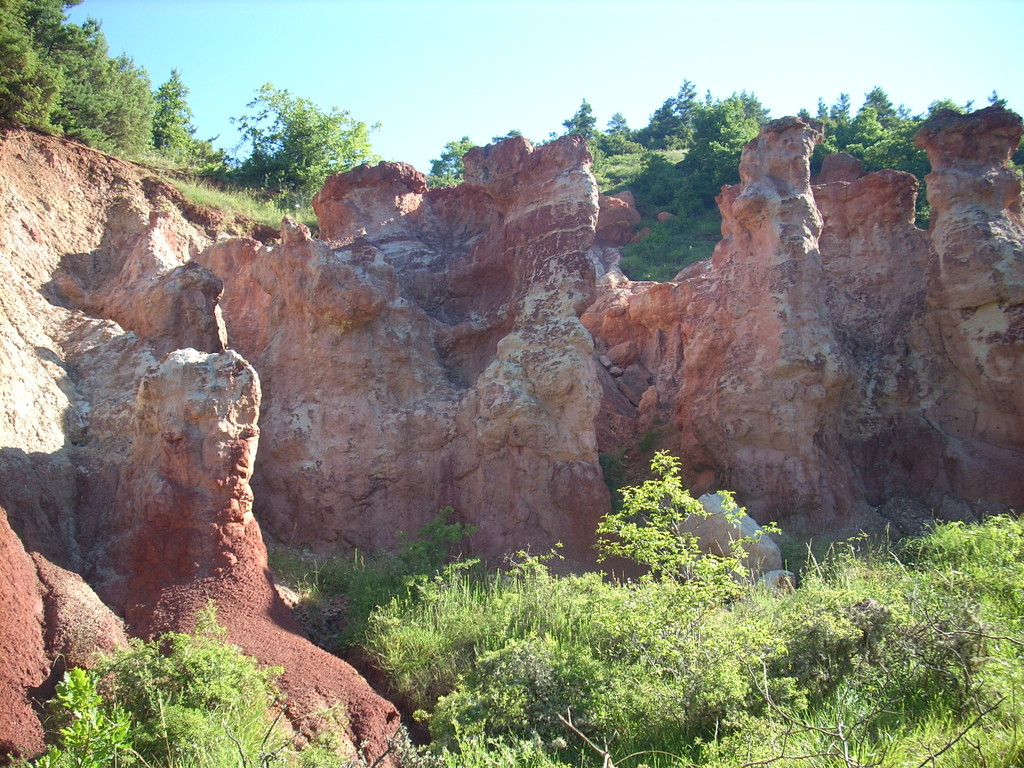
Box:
(232, 83), (378, 203)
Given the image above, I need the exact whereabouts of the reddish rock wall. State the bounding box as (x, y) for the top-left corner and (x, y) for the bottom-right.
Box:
(586, 108), (1024, 537)
(217, 136), (608, 565)
(916, 106), (1024, 502)
(0, 507), (47, 761)
(0, 129), (397, 760)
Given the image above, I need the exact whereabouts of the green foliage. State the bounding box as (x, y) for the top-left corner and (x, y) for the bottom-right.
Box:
(675, 91), (768, 213)
(36, 667), (131, 768)
(902, 514), (1024, 629)
(94, 603), (287, 768)
(618, 210), (720, 281)
(0, 0), (59, 130)
(152, 68), (195, 154)
(633, 80), (700, 150)
(561, 98), (596, 141)
(365, 501), (1024, 768)
(427, 136), (477, 187)
(590, 147), (655, 194)
(622, 89), (766, 218)
(0, 0), (155, 154)
(597, 452), (760, 600)
(31, 604), (347, 768)
(232, 82), (379, 204)
(170, 178), (317, 230)
(270, 507), (475, 651)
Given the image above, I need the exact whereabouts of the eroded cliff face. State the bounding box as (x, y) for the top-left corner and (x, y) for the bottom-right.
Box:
(0, 130), (397, 761)
(586, 107), (1024, 536)
(915, 107), (1024, 502)
(216, 137), (608, 564)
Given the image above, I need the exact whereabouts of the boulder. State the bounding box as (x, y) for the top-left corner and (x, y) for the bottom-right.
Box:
(814, 152), (863, 183)
(676, 492), (783, 577)
(596, 192), (642, 246)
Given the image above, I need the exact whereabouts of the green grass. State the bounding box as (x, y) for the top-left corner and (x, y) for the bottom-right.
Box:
(360, 516), (1024, 768)
(268, 508), (475, 652)
(619, 209), (721, 282)
(170, 179), (318, 231)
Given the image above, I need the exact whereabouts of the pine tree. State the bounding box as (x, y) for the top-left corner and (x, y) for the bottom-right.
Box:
(152, 69), (195, 153)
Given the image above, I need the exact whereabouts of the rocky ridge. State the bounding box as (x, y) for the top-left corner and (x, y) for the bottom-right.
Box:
(0, 130), (397, 762)
(1, 107), (1023, 758)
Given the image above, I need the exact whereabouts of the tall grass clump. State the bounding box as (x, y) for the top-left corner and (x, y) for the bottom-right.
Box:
(269, 508), (475, 651)
(363, 455), (1024, 768)
(171, 179), (318, 230)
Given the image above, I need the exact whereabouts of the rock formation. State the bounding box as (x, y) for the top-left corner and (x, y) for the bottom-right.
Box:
(915, 106), (1024, 503)
(596, 192), (642, 246)
(0, 129), (397, 761)
(208, 137), (608, 564)
(111, 349), (399, 759)
(586, 107), (1023, 537)
(0, 506), (48, 759)
(2, 103), (1022, 760)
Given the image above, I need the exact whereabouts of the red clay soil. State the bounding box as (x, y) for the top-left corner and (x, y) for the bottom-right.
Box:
(0, 507), (47, 763)
(136, 563), (401, 765)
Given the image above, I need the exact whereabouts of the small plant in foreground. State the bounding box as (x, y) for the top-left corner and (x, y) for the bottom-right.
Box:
(597, 450), (768, 600)
(36, 667), (131, 768)
(92, 603), (293, 768)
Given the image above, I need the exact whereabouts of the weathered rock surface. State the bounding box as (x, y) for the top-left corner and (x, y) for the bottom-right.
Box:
(586, 108), (1024, 536)
(0, 506), (47, 760)
(195, 237), (270, 360)
(596, 192), (642, 246)
(110, 349), (399, 759)
(0, 129), (397, 761)
(915, 106), (1024, 501)
(212, 136), (608, 565)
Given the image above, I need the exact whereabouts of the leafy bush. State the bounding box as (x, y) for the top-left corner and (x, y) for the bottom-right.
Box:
(30, 603), (359, 768)
(231, 83), (379, 203)
(35, 668), (131, 768)
(93, 603), (286, 768)
(364, 473), (1024, 767)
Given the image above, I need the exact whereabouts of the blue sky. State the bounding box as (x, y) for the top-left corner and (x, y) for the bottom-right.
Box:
(69, 0), (1024, 173)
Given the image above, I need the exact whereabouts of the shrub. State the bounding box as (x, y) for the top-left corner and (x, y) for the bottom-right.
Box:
(270, 507), (475, 651)
(93, 603), (287, 768)
(365, 500), (1024, 767)
(35, 667), (131, 768)
(618, 210), (720, 282)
